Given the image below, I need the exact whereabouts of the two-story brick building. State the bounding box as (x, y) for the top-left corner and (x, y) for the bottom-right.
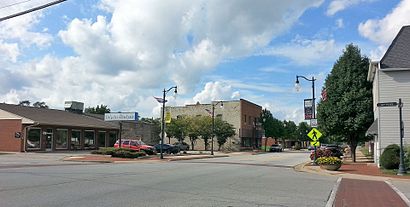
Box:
(166, 99), (263, 151)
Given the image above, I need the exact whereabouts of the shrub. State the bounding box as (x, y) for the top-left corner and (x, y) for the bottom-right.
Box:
(91, 147), (116, 155)
(405, 145), (410, 169)
(316, 157), (342, 165)
(111, 149), (146, 158)
(380, 144), (400, 169)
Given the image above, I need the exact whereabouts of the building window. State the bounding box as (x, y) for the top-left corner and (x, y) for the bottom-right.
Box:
(97, 131), (106, 147)
(27, 128), (41, 149)
(71, 130), (81, 149)
(55, 129), (68, 149)
(244, 115), (247, 123)
(108, 131), (117, 147)
(84, 130), (95, 149)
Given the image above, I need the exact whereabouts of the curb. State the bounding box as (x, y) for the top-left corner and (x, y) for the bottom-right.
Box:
(168, 155), (229, 161)
(385, 180), (410, 206)
(326, 177), (342, 207)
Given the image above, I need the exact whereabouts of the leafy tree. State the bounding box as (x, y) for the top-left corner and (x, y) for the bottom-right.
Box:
(317, 44), (373, 162)
(197, 116), (213, 150)
(214, 118), (235, 150)
(18, 100), (30, 106)
(260, 109), (275, 138)
(33, 101), (48, 108)
(283, 120), (298, 141)
(85, 104), (111, 114)
(166, 116), (188, 143)
(297, 122), (311, 142)
(186, 116), (201, 150)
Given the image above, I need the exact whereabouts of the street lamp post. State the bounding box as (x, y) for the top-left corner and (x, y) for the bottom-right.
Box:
(211, 101), (224, 155)
(295, 75), (316, 163)
(160, 86), (177, 159)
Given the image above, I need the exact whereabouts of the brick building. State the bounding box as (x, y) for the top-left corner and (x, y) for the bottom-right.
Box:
(166, 99), (263, 151)
(0, 103), (118, 152)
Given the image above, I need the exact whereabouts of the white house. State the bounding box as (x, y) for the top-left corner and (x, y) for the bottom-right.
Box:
(367, 25), (410, 166)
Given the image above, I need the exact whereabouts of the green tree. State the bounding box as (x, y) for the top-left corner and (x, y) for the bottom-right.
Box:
(297, 122), (311, 142)
(214, 118), (236, 150)
(33, 101), (48, 108)
(283, 120), (298, 141)
(186, 116), (201, 150)
(85, 104), (111, 114)
(260, 109), (275, 138)
(197, 116), (213, 150)
(18, 100), (30, 106)
(317, 44), (373, 162)
(166, 116), (188, 143)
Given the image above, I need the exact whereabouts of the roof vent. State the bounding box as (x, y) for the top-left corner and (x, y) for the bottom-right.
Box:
(64, 101), (84, 114)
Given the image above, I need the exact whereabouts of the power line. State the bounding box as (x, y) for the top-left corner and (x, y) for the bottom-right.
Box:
(0, 0), (32, 10)
(0, 0), (67, 22)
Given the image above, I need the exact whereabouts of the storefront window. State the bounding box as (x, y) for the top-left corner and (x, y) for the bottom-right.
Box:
(27, 128), (41, 149)
(97, 131), (106, 147)
(56, 129), (68, 149)
(71, 130), (81, 150)
(84, 130), (95, 149)
(108, 131), (117, 147)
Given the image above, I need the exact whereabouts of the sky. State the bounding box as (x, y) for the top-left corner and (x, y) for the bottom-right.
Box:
(0, 0), (409, 123)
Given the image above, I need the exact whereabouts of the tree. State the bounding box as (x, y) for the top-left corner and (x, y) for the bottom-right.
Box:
(260, 109), (284, 140)
(317, 44), (373, 162)
(197, 116), (213, 150)
(297, 122), (311, 142)
(186, 117), (201, 150)
(33, 101), (48, 108)
(283, 120), (298, 141)
(85, 104), (111, 114)
(166, 117), (188, 143)
(214, 118), (235, 150)
(18, 100), (30, 106)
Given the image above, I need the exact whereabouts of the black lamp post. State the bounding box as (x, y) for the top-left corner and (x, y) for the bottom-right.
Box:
(295, 75), (316, 162)
(211, 101), (224, 155)
(160, 86), (177, 159)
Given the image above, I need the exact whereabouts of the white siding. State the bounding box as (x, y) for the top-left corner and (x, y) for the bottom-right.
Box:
(378, 70), (410, 154)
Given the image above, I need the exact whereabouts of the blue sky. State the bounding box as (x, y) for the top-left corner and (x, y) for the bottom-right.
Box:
(0, 0), (409, 123)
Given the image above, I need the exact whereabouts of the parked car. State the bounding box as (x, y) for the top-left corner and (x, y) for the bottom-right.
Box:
(114, 139), (155, 155)
(269, 144), (283, 152)
(174, 142), (189, 151)
(154, 144), (180, 154)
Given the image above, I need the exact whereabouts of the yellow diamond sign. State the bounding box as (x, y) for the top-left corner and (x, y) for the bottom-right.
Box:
(310, 141), (320, 147)
(307, 128), (322, 141)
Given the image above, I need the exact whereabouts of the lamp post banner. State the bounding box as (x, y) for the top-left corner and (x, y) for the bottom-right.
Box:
(304, 99), (313, 120)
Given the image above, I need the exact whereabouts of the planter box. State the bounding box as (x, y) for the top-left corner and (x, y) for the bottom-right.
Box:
(320, 163), (342, 171)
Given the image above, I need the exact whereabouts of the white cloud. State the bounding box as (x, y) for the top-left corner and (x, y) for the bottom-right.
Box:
(0, 40), (19, 62)
(358, 0), (410, 46)
(336, 18), (344, 28)
(0, 0), (325, 118)
(261, 38), (343, 65)
(258, 66), (289, 73)
(326, 0), (375, 16)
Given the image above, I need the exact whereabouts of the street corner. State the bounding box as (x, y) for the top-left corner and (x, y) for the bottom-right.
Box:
(296, 161), (344, 176)
(62, 155), (116, 163)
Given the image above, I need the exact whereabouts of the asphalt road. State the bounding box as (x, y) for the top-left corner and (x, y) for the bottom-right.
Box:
(0, 151), (338, 207)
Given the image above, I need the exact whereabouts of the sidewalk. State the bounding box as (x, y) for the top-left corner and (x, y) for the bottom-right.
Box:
(300, 148), (410, 207)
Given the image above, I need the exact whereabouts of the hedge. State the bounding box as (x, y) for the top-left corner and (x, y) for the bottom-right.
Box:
(91, 147), (146, 158)
(380, 144), (400, 169)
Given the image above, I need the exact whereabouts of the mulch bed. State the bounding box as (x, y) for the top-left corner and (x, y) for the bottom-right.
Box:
(339, 163), (410, 179)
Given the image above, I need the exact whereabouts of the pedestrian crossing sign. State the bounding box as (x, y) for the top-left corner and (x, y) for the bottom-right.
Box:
(307, 128), (322, 141)
(310, 141), (320, 147)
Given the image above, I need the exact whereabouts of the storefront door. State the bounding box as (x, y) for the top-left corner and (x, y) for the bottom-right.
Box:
(45, 128), (53, 151)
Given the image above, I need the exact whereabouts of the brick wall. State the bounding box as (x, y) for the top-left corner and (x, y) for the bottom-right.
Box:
(0, 119), (23, 152)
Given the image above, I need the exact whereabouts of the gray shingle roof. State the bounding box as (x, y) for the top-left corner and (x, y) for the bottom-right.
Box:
(381, 26), (410, 69)
(0, 103), (118, 129)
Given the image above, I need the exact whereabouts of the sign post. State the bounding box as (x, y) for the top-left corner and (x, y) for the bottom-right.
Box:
(308, 128), (322, 164)
(377, 99), (406, 175)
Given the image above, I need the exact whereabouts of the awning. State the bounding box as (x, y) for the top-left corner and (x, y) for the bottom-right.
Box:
(366, 119), (378, 136)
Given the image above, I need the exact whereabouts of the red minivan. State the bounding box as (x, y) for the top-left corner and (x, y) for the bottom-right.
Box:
(114, 139), (155, 155)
